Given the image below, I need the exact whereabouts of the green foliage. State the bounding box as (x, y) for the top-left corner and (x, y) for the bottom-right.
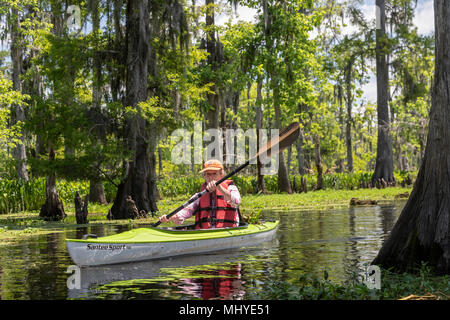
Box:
(154, 171), (416, 198)
(0, 171), (415, 215)
(246, 208), (262, 224)
(0, 178), (45, 214)
(248, 263), (450, 300)
(0, 177), (119, 214)
(157, 176), (204, 198)
(0, 73), (29, 148)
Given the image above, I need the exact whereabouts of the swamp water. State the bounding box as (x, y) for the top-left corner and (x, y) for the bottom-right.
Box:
(0, 201), (404, 300)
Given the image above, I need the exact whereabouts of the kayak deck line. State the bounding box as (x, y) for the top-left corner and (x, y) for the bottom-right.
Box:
(66, 221), (279, 244)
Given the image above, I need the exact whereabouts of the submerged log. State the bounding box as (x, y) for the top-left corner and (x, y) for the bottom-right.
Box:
(75, 192), (89, 224)
(126, 195), (139, 219)
(300, 176), (307, 193)
(39, 172), (66, 221)
(350, 198), (378, 206)
(124, 195), (148, 219)
(394, 192), (409, 199)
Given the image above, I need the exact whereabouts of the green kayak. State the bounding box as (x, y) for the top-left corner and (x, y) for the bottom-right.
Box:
(66, 221), (279, 266)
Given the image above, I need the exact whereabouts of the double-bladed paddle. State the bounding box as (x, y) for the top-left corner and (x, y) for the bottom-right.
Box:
(152, 122), (300, 227)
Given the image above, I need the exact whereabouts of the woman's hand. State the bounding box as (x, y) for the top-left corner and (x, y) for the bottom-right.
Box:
(206, 181), (231, 201)
(159, 213), (182, 224)
(206, 180), (217, 192)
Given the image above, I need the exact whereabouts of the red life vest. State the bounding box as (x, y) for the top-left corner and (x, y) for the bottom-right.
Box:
(194, 179), (240, 229)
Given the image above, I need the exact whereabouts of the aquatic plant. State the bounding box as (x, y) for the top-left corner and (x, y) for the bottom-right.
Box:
(247, 263), (450, 300)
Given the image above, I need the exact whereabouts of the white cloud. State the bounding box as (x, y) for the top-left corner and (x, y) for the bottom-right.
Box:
(215, 4), (257, 26)
(413, 0), (434, 35)
(361, 74), (377, 104)
(235, 5), (258, 23)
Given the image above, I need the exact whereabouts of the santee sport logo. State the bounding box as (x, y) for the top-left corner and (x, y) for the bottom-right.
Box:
(86, 244), (131, 251)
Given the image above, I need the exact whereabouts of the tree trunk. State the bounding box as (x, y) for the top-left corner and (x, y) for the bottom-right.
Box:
(75, 191), (89, 224)
(89, 179), (107, 204)
(372, 0), (450, 274)
(148, 123), (161, 206)
(88, 0), (107, 205)
(255, 78), (267, 193)
(39, 145), (65, 221)
(205, 0), (219, 131)
(335, 84), (345, 173)
(314, 133), (323, 190)
(110, 0), (158, 219)
(296, 103), (306, 175)
(344, 61), (354, 172)
(111, 0), (125, 102)
(372, 0), (395, 185)
(296, 129), (306, 175)
(287, 145), (292, 174)
(10, 7), (29, 182)
(273, 85), (292, 194)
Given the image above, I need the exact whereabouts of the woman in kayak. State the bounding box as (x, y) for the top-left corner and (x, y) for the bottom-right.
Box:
(159, 159), (242, 229)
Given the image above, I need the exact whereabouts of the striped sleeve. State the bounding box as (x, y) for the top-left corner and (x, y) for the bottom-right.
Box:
(176, 194), (200, 224)
(227, 185), (241, 207)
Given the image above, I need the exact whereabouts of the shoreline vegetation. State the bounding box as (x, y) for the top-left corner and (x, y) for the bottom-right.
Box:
(1, 185), (412, 244)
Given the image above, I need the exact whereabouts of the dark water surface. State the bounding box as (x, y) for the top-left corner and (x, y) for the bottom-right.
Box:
(0, 202), (405, 300)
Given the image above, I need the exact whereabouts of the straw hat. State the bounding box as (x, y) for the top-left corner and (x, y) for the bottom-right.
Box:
(199, 159), (224, 173)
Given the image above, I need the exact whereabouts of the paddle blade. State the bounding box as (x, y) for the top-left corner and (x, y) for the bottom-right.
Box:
(256, 122), (300, 158)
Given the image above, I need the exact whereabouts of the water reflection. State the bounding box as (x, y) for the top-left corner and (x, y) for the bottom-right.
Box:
(0, 201), (406, 299)
(172, 263), (245, 300)
(66, 250), (251, 299)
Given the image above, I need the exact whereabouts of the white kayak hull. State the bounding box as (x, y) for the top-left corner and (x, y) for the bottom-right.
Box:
(66, 222), (279, 267)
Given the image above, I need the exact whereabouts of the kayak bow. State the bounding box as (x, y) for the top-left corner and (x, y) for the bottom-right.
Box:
(66, 221), (279, 266)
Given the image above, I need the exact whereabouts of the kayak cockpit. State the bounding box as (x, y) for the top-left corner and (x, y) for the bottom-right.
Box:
(158, 221), (249, 232)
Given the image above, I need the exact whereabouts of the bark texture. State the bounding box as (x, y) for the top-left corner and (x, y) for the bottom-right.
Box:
(372, 0), (450, 274)
(273, 85), (292, 194)
(344, 60), (354, 172)
(39, 146), (66, 221)
(10, 8), (29, 181)
(372, 0), (395, 185)
(89, 179), (107, 204)
(205, 0), (219, 131)
(75, 192), (89, 224)
(296, 103), (307, 175)
(110, 0), (158, 219)
(255, 78), (267, 193)
(314, 134), (323, 190)
(88, 0), (107, 204)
